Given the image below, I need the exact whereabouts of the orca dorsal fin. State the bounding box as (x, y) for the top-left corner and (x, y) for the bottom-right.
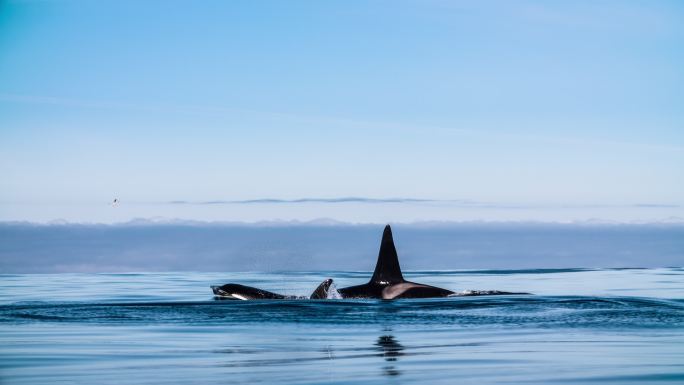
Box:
(370, 225), (405, 284)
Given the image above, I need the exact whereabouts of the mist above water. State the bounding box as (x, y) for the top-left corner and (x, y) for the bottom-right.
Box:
(1, 222), (681, 273)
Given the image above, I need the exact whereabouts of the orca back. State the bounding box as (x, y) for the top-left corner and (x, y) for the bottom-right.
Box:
(369, 225), (405, 285)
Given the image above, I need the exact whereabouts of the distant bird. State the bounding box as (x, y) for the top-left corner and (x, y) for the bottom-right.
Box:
(111, 198), (119, 207)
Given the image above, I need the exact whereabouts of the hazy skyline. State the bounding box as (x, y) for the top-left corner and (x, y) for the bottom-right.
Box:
(2, 222), (682, 272)
(1, 1), (683, 223)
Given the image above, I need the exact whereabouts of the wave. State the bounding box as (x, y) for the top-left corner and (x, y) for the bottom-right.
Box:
(2, 296), (682, 328)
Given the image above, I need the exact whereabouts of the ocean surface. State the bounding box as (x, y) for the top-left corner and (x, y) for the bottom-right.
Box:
(1, 269), (683, 384)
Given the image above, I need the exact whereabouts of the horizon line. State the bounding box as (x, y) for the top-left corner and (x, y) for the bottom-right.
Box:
(162, 197), (680, 209)
(2, 217), (684, 227)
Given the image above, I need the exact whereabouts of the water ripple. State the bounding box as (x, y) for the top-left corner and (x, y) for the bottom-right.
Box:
(2, 296), (682, 328)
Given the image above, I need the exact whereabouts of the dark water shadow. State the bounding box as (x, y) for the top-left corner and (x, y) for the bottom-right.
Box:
(210, 328), (410, 377)
(375, 334), (405, 376)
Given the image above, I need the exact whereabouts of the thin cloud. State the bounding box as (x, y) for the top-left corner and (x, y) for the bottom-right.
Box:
(163, 198), (680, 209)
(2, 92), (681, 154)
(167, 197), (481, 205)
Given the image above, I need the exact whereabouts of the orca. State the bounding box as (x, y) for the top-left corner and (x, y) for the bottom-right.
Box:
(211, 279), (334, 300)
(211, 283), (290, 300)
(336, 225), (455, 299)
(211, 224), (527, 300)
(310, 278), (334, 299)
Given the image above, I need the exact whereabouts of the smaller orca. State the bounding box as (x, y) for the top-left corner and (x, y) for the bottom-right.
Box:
(212, 279), (335, 300)
(211, 283), (290, 300)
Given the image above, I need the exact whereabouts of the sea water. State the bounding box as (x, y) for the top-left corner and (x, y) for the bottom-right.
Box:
(1, 269), (683, 384)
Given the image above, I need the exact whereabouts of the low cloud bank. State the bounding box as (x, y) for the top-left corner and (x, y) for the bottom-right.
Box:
(0, 222), (682, 273)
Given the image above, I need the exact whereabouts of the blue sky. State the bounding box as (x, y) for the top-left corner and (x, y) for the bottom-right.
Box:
(1, 0), (683, 223)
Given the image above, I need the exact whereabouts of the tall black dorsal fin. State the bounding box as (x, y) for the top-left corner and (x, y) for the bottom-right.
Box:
(370, 225), (404, 284)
